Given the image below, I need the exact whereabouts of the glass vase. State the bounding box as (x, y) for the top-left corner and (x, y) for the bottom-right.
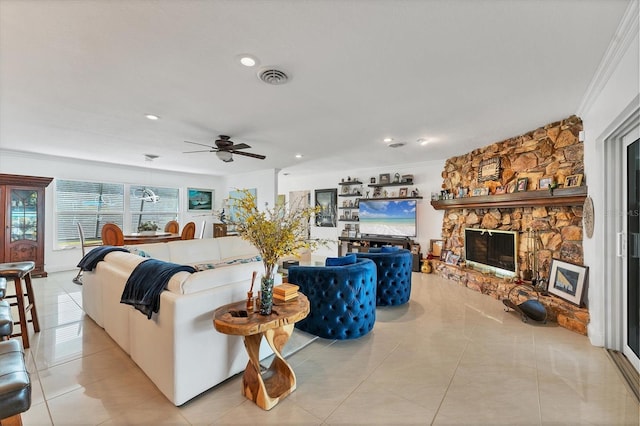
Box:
(260, 276), (275, 315)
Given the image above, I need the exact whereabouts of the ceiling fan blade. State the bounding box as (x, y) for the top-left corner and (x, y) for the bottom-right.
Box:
(231, 150), (266, 160)
(184, 140), (214, 148)
(183, 149), (215, 153)
(229, 143), (251, 150)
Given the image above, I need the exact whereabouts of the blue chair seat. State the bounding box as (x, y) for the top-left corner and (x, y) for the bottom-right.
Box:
(287, 258), (377, 340)
(355, 249), (413, 306)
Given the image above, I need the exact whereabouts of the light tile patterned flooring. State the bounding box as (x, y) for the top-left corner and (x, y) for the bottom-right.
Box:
(13, 270), (640, 425)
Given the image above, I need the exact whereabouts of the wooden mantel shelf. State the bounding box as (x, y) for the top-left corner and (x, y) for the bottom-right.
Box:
(430, 186), (587, 210)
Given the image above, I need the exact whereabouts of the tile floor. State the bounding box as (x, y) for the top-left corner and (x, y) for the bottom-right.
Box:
(12, 270), (640, 425)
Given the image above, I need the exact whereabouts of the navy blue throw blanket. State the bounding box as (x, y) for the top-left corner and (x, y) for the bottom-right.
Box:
(121, 259), (196, 319)
(77, 246), (130, 271)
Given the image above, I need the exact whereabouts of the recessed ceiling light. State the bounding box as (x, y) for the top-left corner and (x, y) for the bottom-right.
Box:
(239, 54), (258, 67)
(383, 138), (393, 143)
(295, 154), (303, 159)
(417, 138), (428, 146)
(145, 114), (159, 120)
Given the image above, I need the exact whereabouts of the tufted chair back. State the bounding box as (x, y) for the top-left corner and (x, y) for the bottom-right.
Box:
(287, 258), (377, 340)
(355, 249), (413, 306)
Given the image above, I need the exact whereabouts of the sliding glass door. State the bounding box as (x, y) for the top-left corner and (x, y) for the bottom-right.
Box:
(624, 137), (639, 369)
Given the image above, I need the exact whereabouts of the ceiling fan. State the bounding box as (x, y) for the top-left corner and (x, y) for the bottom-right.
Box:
(183, 135), (266, 163)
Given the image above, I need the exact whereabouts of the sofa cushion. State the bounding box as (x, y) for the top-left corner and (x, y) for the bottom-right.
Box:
(216, 236), (259, 259)
(381, 246), (400, 253)
(325, 253), (356, 266)
(168, 239), (222, 264)
(125, 243), (171, 261)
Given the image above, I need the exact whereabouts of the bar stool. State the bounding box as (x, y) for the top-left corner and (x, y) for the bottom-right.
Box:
(0, 339), (31, 426)
(0, 262), (39, 349)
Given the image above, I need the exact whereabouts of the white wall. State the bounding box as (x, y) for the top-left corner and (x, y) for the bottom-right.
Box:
(225, 168), (278, 210)
(579, 1), (639, 346)
(278, 160), (445, 258)
(0, 150), (224, 272)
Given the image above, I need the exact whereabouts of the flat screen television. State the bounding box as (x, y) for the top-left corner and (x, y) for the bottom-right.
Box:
(464, 228), (518, 277)
(358, 199), (417, 238)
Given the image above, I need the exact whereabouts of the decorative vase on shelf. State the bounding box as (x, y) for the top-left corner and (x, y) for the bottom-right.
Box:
(259, 275), (275, 315)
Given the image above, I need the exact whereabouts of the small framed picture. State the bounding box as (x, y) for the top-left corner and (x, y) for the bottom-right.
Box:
(472, 188), (484, 196)
(548, 258), (588, 306)
(445, 252), (459, 265)
(411, 244), (420, 255)
(379, 173), (391, 185)
(515, 177), (528, 192)
(478, 157), (501, 182)
(565, 174), (583, 187)
(399, 187), (408, 197)
(352, 213), (359, 221)
(370, 177), (376, 184)
(538, 176), (554, 190)
(429, 239), (444, 257)
(440, 249), (450, 261)
(495, 186), (506, 194)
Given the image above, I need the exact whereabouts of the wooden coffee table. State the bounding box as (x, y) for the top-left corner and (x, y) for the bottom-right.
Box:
(213, 293), (310, 410)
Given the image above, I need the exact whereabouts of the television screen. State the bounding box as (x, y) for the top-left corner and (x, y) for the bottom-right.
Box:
(358, 199), (417, 237)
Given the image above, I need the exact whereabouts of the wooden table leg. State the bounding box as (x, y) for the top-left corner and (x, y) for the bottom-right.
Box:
(241, 323), (296, 410)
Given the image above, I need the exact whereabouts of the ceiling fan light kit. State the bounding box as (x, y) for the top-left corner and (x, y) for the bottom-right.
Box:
(216, 151), (233, 162)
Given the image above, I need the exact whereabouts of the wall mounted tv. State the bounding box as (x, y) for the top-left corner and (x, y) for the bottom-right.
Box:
(358, 199), (417, 238)
(464, 228), (518, 277)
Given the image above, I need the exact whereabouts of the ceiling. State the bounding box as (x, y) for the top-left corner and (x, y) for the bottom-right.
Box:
(0, 0), (630, 177)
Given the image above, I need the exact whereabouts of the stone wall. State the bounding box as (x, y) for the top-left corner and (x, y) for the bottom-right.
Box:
(439, 115), (584, 278)
(434, 115), (588, 334)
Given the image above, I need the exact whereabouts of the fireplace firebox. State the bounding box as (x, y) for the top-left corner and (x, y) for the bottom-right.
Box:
(464, 228), (518, 277)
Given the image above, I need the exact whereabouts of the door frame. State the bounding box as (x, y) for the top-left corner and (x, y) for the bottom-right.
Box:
(603, 97), (639, 367)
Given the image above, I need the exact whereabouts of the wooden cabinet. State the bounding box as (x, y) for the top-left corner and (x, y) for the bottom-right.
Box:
(213, 223), (227, 238)
(0, 174), (53, 277)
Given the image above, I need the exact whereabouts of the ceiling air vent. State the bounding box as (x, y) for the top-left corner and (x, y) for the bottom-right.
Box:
(258, 68), (289, 85)
(389, 142), (405, 148)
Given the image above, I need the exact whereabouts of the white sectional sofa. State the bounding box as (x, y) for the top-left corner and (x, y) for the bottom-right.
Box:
(82, 236), (279, 406)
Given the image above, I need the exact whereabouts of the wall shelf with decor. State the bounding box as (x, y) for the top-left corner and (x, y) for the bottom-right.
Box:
(364, 196), (423, 201)
(368, 182), (413, 188)
(430, 186), (587, 210)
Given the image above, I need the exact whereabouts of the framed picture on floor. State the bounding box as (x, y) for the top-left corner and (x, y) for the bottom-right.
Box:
(547, 258), (588, 306)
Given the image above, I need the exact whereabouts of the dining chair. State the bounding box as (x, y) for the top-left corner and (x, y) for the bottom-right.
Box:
(101, 223), (124, 246)
(198, 220), (206, 239)
(181, 222), (196, 240)
(164, 220), (179, 234)
(72, 223), (103, 284)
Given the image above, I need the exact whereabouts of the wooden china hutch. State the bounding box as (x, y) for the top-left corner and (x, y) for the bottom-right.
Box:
(0, 174), (53, 277)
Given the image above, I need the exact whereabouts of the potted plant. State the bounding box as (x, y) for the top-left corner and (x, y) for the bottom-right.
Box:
(230, 189), (326, 315)
(138, 221), (159, 235)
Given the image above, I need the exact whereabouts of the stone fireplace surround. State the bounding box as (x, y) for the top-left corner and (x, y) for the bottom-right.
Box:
(432, 115), (589, 335)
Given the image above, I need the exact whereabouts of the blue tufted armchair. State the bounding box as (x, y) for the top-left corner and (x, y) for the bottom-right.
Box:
(287, 257), (377, 340)
(355, 248), (413, 306)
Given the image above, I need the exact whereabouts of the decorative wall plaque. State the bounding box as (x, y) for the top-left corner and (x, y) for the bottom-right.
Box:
(478, 157), (501, 182)
(583, 196), (594, 238)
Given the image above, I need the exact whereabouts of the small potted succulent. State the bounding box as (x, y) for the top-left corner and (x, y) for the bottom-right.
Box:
(138, 221), (159, 235)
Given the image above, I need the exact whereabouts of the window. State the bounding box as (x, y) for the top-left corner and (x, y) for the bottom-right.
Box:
(55, 180), (180, 248)
(129, 185), (179, 231)
(55, 180), (124, 247)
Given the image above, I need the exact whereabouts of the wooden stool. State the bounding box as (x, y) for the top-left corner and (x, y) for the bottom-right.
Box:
(0, 262), (39, 349)
(0, 339), (31, 426)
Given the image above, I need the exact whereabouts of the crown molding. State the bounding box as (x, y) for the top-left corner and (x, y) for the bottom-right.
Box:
(577, 0), (639, 116)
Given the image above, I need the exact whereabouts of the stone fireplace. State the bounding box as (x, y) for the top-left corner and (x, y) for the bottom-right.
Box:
(431, 115), (589, 334)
